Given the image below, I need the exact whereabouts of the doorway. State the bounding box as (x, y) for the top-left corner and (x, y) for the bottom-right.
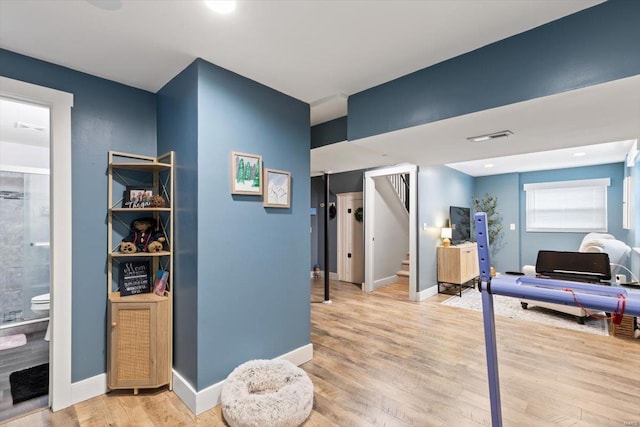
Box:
(364, 164), (417, 301)
(337, 192), (364, 284)
(0, 76), (73, 412)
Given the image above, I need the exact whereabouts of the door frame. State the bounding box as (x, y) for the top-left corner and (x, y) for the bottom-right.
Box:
(1, 76), (74, 411)
(364, 164), (417, 301)
(336, 191), (363, 284)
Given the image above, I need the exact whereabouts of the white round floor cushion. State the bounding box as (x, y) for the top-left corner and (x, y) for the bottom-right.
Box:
(221, 359), (314, 427)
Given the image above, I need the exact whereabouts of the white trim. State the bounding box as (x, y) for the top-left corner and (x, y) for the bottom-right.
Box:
(275, 343), (314, 366)
(310, 270), (338, 280)
(0, 76), (74, 412)
(70, 374), (107, 406)
(0, 165), (50, 175)
(364, 164), (418, 301)
(626, 139), (638, 167)
(417, 286), (438, 301)
(633, 247), (640, 255)
(172, 343), (314, 415)
(172, 369), (201, 415)
(373, 275), (398, 290)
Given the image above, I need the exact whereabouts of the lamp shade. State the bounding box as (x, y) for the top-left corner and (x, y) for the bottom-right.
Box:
(441, 227), (452, 247)
(441, 227), (452, 239)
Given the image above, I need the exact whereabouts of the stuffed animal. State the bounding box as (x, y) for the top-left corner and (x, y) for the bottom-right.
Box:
(150, 195), (165, 208)
(119, 217), (166, 253)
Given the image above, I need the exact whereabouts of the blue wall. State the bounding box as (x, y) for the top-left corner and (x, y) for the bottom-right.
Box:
(158, 59), (311, 390)
(418, 166), (473, 291)
(311, 116), (347, 148)
(349, 1), (640, 141)
(157, 62), (200, 386)
(0, 49), (157, 382)
(474, 174), (520, 273)
(518, 163), (626, 267)
(447, 163), (628, 276)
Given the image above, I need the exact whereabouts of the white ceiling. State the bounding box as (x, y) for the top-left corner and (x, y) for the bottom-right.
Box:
(0, 98), (50, 147)
(3, 0), (636, 177)
(0, 0), (601, 124)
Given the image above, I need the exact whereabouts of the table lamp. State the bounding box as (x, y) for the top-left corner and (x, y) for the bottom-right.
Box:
(441, 227), (452, 247)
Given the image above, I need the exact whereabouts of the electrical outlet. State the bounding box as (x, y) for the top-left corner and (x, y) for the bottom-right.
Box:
(510, 223), (516, 230)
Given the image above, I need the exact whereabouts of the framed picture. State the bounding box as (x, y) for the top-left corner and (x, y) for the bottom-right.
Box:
(264, 168), (291, 208)
(122, 186), (155, 208)
(231, 151), (263, 195)
(119, 260), (151, 296)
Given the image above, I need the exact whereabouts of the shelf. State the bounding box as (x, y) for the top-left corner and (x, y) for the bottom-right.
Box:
(110, 207), (171, 213)
(107, 150), (174, 393)
(109, 291), (169, 303)
(110, 251), (171, 258)
(110, 162), (171, 172)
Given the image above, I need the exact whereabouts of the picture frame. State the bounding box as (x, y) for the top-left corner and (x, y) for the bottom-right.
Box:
(231, 151), (263, 195)
(122, 185), (155, 208)
(263, 168), (291, 208)
(119, 260), (151, 296)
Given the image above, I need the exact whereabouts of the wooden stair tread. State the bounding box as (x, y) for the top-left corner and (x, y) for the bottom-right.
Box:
(396, 270), (410, 277)
(401, 260), (410, 265)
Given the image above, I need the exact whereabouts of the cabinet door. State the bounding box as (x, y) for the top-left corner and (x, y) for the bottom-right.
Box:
(109, 302), (157, 388)
(437, 246), (461, 284)
(460, 244), (479, 283)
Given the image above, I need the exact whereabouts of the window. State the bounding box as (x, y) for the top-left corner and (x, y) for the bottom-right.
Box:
(524, 178), (610, 232)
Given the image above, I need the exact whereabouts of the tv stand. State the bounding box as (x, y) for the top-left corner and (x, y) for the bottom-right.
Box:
(437, 242), (479, 296)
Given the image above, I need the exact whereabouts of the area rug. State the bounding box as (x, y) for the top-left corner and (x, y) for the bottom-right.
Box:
(9, 363), (49, 404)
(0, 334), (27, 351)
(442, 289), (608, 336)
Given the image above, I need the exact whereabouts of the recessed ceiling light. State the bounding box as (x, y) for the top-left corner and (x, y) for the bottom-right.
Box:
(467, 130), (513, 143)
(204, 0), (236, 14)
(484, 163), (494, 168)
(573, 152), (586, 157)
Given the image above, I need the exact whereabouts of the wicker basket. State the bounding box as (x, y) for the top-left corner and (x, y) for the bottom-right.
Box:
(610, 315), (636, 339)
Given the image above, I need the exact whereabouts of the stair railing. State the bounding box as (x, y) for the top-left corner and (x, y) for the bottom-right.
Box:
(387, 173), (410, 212)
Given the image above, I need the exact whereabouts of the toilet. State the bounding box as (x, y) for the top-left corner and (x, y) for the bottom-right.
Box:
(31, 293), (51, 341)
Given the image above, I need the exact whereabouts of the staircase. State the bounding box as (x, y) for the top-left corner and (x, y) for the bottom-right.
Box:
(387, 173), (410, 212)
(396, 253), (410, 286)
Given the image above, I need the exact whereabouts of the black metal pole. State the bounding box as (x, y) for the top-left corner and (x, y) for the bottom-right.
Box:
(324, 173), (331, 302)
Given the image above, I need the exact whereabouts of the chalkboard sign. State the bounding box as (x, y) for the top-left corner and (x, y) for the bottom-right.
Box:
(119, 260), (151, 296)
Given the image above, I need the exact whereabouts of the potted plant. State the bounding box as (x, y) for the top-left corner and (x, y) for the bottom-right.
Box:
(472, 193), (503, 261)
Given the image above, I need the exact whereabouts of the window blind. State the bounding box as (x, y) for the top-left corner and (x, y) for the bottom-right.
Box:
(524, 178), (610, 232)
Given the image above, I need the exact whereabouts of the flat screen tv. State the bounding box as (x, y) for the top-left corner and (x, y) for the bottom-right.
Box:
(449, 206), (471, 244)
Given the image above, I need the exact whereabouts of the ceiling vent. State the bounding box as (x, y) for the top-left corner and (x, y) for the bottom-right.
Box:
(467, 130), (513, 143)
(15, 121), (47, 132)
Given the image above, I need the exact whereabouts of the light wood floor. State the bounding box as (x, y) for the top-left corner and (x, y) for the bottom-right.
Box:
(3, 280), (639, 426)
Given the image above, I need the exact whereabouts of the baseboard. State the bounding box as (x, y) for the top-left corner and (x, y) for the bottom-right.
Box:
(310, 271), (338, 280)
(173, 343), (314, 415)
(373, 275), (397, 290)
(417, 285), (438, 301)
(70, 373), (107, 407)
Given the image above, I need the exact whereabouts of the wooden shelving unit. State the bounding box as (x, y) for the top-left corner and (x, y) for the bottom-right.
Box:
(106, 150), (174, 394)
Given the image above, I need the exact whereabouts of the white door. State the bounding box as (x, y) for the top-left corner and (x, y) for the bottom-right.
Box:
(337, 192), (364, 284)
